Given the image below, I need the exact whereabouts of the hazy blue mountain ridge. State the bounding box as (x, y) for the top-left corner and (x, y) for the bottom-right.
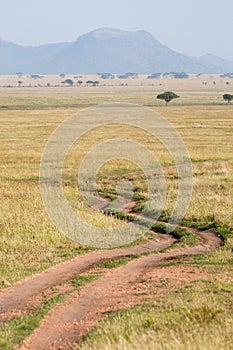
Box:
(0, 28), (232, 74)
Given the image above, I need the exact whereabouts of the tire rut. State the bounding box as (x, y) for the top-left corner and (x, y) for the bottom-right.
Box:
(0, 196), (223, 349)
(19, 230), (221, 350)
(0, 234), (174, 321)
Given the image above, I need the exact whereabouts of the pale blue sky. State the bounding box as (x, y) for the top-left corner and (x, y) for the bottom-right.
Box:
(1, 0), (233, 60)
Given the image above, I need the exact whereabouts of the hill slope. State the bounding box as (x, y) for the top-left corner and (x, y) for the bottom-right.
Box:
(1, 28), (233, 74)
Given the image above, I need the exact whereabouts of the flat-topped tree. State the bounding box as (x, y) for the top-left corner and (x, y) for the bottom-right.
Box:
(157, 91), (180, 105)
(223, 94), (233, 103)
(61, 79), (74, 86)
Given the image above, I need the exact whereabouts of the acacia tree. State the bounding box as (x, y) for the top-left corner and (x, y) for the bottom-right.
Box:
(61, 79), (74, 86)
(223, 94), (233, 103)
(157, 91), (180, 105)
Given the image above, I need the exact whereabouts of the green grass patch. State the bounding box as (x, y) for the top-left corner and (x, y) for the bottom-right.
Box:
(0, 294), (66, 350)
(69, 274), (101, 288)
(151, 222), (199, 247)
(182, 217), (232, 240)
(95, 256), (139, 269)
(104, 209), (199, 248)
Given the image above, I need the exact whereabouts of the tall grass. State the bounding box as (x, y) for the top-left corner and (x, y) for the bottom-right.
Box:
(0, 92), (232, 285)
(79, 279), (233, 350)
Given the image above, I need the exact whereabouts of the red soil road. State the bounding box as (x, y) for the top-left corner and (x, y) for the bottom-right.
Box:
(0, 233), (174, 321)
(19, 230), (221, 350)
(0, 195), (222, 349)
(0, 197), (175, 320)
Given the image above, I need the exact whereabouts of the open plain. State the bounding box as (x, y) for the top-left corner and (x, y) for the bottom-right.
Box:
(0, 74), (232, 349)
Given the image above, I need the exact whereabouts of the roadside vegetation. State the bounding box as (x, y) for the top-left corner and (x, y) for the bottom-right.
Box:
(1, 91), (232, 283)
(0, 83), (232, 348)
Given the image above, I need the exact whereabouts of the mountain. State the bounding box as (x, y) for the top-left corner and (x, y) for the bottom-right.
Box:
(197, 54), (233, 72)
(0, 28), (233, 74)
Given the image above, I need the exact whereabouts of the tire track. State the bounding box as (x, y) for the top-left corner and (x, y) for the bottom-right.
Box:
(0, 232), (174, 321)
(0, 194), (222, 349)
(19, 230), (221, 350)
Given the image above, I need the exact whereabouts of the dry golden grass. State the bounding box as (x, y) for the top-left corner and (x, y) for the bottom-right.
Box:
(79, 278), (233, 350)
(0, 79), (233, 349)
(0, 85), (232, 286)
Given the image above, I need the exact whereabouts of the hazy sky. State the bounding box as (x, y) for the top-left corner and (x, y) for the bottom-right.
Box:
(1, 0), (233, 60)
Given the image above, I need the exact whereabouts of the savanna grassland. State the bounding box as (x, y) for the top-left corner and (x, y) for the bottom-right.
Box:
(0, 75), (233, 349)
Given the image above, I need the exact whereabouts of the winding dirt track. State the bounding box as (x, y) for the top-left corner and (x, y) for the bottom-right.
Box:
(20, 232), (220, 350)
(0, 233), (173, 320)
(0, 198), (222, 350)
